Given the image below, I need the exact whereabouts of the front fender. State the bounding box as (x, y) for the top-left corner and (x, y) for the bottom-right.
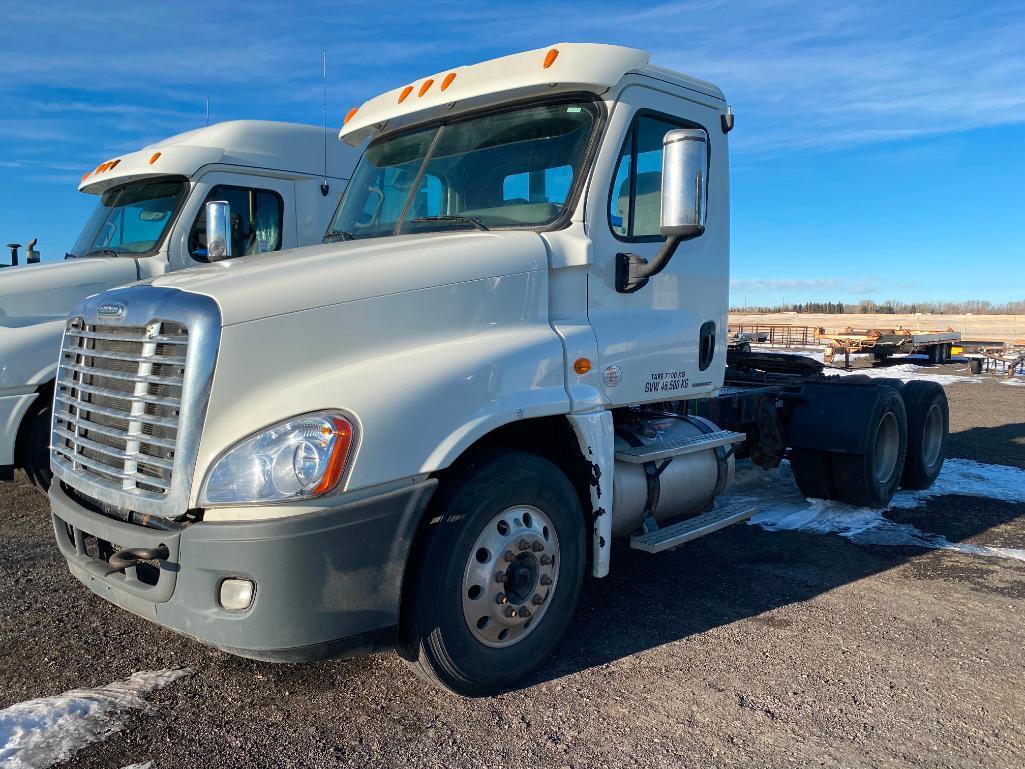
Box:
(194, 270), (568, 505)
(0, 318), (65, 393)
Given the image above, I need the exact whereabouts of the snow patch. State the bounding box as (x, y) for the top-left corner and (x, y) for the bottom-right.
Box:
(0, 669), (188, 769)
(829, 363), (982, 386)
(722, 459), (1025, 562)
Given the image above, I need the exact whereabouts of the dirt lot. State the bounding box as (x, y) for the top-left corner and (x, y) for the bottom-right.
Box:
(1, 370), (1024, 769)
(729, 312), (1025, 344)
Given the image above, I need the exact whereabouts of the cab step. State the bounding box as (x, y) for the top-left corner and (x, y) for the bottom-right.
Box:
(629, 502), (757, 553)
(614, 429), (746, 464)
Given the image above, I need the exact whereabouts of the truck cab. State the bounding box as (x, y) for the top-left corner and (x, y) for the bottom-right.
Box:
(0, 120), (358, 487)
(47, 45), (948, 696)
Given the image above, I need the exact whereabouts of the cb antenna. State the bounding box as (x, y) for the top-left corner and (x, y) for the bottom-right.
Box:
(205, 96), (210, 126)
(320, 49), (330, 196)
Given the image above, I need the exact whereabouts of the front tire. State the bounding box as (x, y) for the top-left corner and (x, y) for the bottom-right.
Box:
(399, 448), (585, 696)
(24, 406), (52, 491)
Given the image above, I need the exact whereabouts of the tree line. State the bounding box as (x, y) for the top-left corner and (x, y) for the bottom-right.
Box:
(731, 299), (1025, 315)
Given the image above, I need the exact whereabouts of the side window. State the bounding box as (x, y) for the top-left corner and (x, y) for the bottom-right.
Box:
(609, 114), (707, 240)
(189, 185), (283, 261)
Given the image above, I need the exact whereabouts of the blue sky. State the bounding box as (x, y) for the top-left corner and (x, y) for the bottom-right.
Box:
(1, 0), (1023, 306)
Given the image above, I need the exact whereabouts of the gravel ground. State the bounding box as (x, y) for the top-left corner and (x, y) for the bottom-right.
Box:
(1, 372), (1023, 769)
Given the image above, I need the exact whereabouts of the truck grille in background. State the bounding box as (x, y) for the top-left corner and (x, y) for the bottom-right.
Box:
(53, 318), (189, 495)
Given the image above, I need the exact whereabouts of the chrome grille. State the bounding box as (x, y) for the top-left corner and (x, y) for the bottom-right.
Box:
(53, 318), (189, 495)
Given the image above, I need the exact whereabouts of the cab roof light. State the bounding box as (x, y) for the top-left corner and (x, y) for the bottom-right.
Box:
(398, 85), (414, 103)
(81, 172), (90, 182)
(543, 48), (559, 68)
(418, 78), (435, 97)
(440, 72), (457, 91)
(109, 159), (121, 169)
(149, 152), (161, 165)
(344, 107), (359, 125)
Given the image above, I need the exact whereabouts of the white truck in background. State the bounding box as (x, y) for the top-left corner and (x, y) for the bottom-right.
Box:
(48, 45), (950, 696)
(0, 121), (358, 487)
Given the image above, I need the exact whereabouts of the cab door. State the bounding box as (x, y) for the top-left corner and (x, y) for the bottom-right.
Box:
(166, 172), (297, 270)
(586, 83), (729, 407)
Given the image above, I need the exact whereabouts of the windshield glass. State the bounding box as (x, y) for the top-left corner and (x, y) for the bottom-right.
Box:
(326, 99), (600, 241)
(71, 178), (188, 257)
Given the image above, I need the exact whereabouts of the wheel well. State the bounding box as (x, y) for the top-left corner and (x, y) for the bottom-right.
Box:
(14, 380), (53, 468)
(430, 417), (595, 563)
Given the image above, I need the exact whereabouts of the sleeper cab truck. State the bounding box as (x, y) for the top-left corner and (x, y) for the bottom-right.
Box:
(47, 45), (949, 696)
(0, 121), (358, 488)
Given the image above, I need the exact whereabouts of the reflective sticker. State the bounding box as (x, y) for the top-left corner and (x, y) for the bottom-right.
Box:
(602, 364), (623, 387)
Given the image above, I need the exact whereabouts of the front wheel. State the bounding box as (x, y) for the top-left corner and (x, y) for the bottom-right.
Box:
(399, 448), (585, 696)
(24, 406), (53, 491)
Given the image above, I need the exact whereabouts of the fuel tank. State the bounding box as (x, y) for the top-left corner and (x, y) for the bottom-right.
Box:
(611, 412), (734, 536)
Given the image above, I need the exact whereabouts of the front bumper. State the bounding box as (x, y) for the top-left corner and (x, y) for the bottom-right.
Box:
(50, 479), (437, 661)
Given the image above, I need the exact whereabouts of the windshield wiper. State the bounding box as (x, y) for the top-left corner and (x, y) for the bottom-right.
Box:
(64, 251), (77, 260)
(411, 215), (489, 231)
(85, 248), (122, 258)
(324, 229), (355, 242)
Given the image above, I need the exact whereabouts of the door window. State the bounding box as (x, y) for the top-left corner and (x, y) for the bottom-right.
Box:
(609, 114), (707, 240)
(189, 185), (284, 261)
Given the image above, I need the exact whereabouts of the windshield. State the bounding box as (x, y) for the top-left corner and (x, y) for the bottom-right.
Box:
(326, 99), (600, 241)
(70, 178), (188, 258)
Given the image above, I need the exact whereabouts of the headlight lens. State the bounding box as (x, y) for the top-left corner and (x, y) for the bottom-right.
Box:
(201, 412), (355, 505)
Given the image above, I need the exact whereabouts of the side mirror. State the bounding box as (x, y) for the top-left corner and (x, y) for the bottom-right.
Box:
(205, 200), (232, 261)
(616, 128), (708, 293)
(660, 128), (707, 238)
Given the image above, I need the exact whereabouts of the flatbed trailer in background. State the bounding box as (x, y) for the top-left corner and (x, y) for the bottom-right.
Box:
(820, 328), (961, 367)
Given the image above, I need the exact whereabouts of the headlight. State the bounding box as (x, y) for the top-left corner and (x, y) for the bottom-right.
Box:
(200, 412), (355, 505)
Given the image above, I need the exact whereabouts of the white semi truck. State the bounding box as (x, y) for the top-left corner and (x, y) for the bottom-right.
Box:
(48, 45), (949, 696)
(0, 121), (358, 488)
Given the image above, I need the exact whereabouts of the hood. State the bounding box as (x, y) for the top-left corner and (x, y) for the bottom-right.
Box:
(0, 258), (139, 328)
(146, 230), (549, 326)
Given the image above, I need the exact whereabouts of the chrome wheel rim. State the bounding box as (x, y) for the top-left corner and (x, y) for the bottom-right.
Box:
(461, 505), (559, 648)
(922, 403), (943, 468)
(874, 411), (900, 483)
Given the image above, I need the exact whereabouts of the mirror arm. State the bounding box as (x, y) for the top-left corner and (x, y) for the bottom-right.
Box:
(615, 226), (704, 293)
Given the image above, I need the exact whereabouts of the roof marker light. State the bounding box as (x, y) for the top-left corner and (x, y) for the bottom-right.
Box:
(398, 85), (414, 103)
(419, 78), (434, 97)
(441, 72), (457, 91)
(344, 107), (359, 125)
(543, 48), (559, 68)
(149, 152), (161, 165)
(110, 159), (121, 169)
(81, 172), (90, 182)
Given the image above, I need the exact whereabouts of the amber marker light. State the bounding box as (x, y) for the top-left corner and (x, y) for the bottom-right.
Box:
(441, 72), (457, 91)
(311, 416), (355, 495)
(543, 48), (559, 68)
(149, 152), (161, 165)
(398, 85), (414, 103)
(573, 357), (592, 375)
(344, 107), (359, 125)
(419, 78), (434, 96)
(81, 172), (90, 182)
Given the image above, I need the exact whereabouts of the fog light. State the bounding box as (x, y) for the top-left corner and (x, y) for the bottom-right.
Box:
(219, 578), (255, 611)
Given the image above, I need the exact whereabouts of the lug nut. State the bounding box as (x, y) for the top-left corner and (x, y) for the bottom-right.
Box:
(517, 606), (532, 618)
(540, 575), (553, 586)
(495, 592), (508, 604)
(504, 550), (515, 563)
(532, 541), (544, 552)
(532, 594), (544, 605)
(495, 571), (507, 583)
(504, 606), (516, 617)
(540, 555), (553, 566)
(518, 539), (531, 551)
